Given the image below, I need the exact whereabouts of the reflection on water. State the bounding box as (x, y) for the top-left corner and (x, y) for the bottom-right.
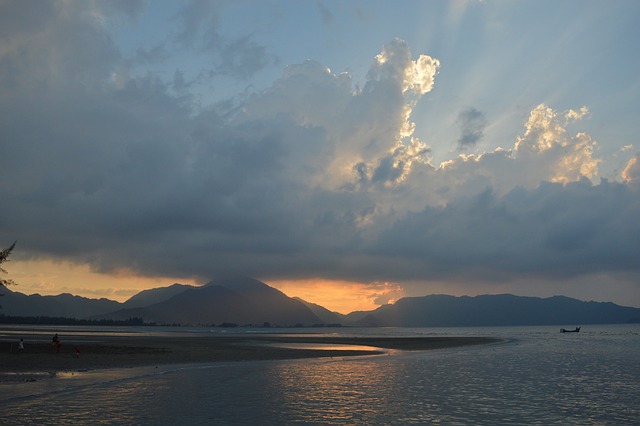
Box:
(265, 358), (398, 424)
(265, 343), (382, 352)
(1, 325), (639, 425)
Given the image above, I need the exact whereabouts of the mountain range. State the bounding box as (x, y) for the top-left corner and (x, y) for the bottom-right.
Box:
(351, 294), (640, 327)
(93, 278), (321, 326)
(2, 278), (640, 327)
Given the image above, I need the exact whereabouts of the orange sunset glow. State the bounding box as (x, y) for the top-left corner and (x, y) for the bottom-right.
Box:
(9, 260), (197, 303)
(8, 260), (403, 314)
(269, 279), (406, 314)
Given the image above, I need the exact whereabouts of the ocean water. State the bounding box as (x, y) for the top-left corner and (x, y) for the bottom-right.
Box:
(1, 325), (639, 425)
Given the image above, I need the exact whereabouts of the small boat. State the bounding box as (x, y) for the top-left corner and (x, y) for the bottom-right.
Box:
(560, 327), (581, 333)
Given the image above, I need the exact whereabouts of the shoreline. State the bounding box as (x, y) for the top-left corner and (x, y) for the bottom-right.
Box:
(0, 333), (500, 383)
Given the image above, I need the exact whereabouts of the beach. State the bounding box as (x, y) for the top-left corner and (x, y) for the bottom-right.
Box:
(0, 330), (498, 382)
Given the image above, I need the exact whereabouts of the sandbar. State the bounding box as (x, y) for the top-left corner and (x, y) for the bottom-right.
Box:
(0, 331), (500, 382)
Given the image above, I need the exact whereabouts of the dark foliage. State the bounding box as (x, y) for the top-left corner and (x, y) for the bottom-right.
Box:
(0, 315), (152, 326)
(0, 241), (16, 288)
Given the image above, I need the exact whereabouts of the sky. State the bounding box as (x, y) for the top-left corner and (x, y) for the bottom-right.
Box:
(1, 0), (639, 314)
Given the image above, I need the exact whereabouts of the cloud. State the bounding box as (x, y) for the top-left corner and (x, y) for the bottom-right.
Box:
(173, 0), (221, 49)
(456, 107), (486, 150)
(622, 153), (640, 187)
(514, 104), (599, 184)
(0, 1), (122, 97)
(565, 106), (589, 123)
(369, 38), (440, 96)
(172, 0), (275, 80)
(317, 2), (334, 26)
(215, 36), (277, 79)
(1, 3), (638, 304)
(366, 281), (405, 305)
(371, 179), (640, 283)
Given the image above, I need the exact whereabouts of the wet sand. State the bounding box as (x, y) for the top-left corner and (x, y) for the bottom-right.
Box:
(0, 333), (499, 382)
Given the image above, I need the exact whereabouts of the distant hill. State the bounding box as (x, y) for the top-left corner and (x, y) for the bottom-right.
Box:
(97, 277), (323, 326)
(354, 294), (640, 327)
(294, 297), (346, 325)
(3, 281), (640, 328)
(344, 310), (376, 324)
(0, 286), (121, 318)
(123, 283), (194, 308)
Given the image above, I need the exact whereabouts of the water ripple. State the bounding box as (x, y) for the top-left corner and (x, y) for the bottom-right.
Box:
(1, 325), (639, 425)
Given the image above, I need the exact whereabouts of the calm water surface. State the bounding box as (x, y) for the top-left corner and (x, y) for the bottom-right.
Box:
(1, 325), (638, 425)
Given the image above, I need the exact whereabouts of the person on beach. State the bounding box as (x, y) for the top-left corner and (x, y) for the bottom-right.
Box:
(74, 346), (80, 358)
(18, 338), (24, 353)
(52, 333), (60, 353)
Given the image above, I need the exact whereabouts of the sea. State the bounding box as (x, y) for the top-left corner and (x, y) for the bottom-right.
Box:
(1, 324), (639, 425)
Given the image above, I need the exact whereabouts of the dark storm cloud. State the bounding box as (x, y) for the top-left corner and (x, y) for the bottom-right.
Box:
(456, 107), (486, 150)
(371, 179), (640, 282)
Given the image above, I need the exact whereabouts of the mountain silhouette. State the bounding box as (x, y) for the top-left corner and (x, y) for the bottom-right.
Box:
(3, 281), (640, 327)
(354, 294), (640, 327)
(123, 283), (195, 308)
(294, 297), (346, 325)
(0, 286), (120, 318)
(97, 277), (322, 326)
